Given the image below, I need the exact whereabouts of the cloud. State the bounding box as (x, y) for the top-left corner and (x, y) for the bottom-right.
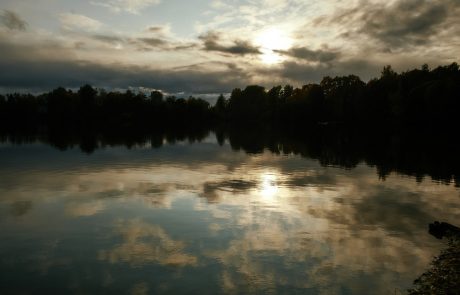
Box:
(282, 172), (337, 188)
(130, 282), (149, 295)
(0, 38), (250, 93)
(10, 200), (32, 216)
(65, 201), (105, 217)
(201, 179), (257, 203)
(91, 34), (125, 44)
(317, 0), (460, 49)
(137, 37), (167, 47)
(91, 0), (161, 14)
(59, 13), (104, 32)
(255, 58), (382, 85)
(134, 38), (197, 51)
(275, 47), (340, 63)
(147, 26), (164, 33)
(257, 61), (327, 84)
(358, 0), (451, 47)
(98, 219), (197, 267)
(199, 31), (261, 55)
(146, 24), (171, 36)
(0, 10), (27, 31)
(88, 33), (195, 51)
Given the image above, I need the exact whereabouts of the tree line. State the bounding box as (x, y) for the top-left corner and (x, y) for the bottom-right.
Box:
(0, 63), (459, 129)
(215, 63), (460, 127)
(0, 87), (213, 129)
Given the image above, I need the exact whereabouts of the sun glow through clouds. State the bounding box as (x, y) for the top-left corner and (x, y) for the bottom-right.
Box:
(255, 28), (293, 64)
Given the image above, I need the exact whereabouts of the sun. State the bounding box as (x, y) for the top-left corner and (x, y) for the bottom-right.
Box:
(255, 28), (293, 64)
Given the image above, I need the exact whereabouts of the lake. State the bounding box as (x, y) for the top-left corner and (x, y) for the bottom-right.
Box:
(0, 129), (459, 294)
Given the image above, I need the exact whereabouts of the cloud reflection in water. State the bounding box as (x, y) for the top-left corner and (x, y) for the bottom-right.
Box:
(0, 140), (459, 294)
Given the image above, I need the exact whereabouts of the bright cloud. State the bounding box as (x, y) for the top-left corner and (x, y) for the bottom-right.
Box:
(91, 0), (162, 14)
(59, 13), (104, 31)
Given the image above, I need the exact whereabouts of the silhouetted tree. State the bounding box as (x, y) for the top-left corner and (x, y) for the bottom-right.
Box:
(280, 84), (294, 101)
(214, 94), (227, 119)
(78, 84), (97, 106)
(150, 90), (163, 103)
(320, 75), (365, 122)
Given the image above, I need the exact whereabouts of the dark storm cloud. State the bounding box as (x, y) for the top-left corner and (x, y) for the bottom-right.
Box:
(199, 31), (260, 55)
(275, 47), (339, 63)
(173, 61), (241, 72)
(0, 39), (249, 93)
(0, 10), (27, 31)
(275, 61), (329, 83)
(358, 0), (451, 46)
(317, 0), (460, 48)
(258, 59), (380, 85)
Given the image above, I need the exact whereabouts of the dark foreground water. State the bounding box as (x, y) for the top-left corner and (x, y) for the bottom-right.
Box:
(0, 132), (459, 294)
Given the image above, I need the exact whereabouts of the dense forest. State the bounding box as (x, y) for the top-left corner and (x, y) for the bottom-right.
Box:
(0, 63), (459, 130)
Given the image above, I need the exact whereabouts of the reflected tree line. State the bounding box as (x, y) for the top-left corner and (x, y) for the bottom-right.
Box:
(1, 63), (460, 185)
(1, 124), (460, 187)
(220, 125), (460, 187)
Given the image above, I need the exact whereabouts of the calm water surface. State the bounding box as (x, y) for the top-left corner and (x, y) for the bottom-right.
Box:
(0, 134), (459, 294)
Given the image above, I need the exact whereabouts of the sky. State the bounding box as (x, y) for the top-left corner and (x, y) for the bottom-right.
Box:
(0, 0), (459, 95)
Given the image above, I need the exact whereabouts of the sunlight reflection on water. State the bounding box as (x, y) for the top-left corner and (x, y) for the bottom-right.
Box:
(259, 172), (279, 202)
